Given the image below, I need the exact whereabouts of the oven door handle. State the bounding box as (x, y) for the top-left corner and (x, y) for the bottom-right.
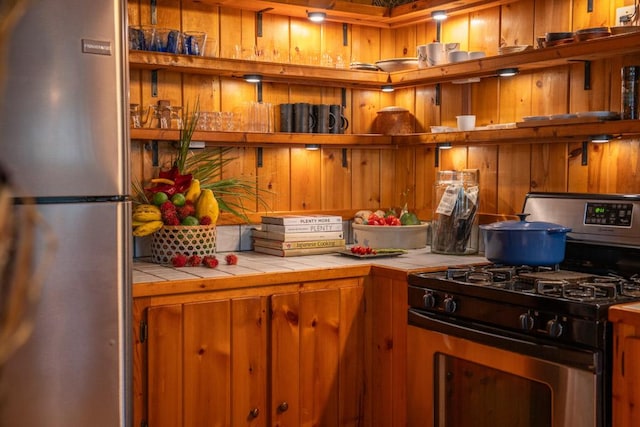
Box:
(408, 309), (600, 373)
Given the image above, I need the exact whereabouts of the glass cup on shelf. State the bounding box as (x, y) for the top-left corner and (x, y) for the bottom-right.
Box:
(168, 106), (183, 129)
(129, 104), (142, 128)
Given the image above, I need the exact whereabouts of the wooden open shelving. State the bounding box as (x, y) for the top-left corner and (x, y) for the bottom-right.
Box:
(131, 118), (640, 147)
(129, 31), (640, 90)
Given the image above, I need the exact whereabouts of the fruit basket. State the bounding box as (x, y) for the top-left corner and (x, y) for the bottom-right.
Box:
(151, 224), (216, 264)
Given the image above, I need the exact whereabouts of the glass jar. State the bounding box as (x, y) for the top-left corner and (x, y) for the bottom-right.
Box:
(431, 169), (479, 255)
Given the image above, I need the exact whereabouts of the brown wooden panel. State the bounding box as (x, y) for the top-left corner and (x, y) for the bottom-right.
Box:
(471, 78), (499, 127)
(255, 12), (290, 63)
(291, 147), (322, 210)
(415, 85), (440, 130)
(257, 147), (292, 211)
(351, 149), (381, 209)
(367, 275), (394, 427)
(406, 325), (434, 427)
(534, 0), (572, 36)
(338, 285), (366, 426)
(414, 145), (437, 220)
(391, 277), (408, 427)
(440, 83), (464, 127)
(351, 89), (380, 134)
(498, 73), (533, 123)
(183, 300), (231, 427)
(439, 146), (468, 171)
(271, 292), (301, 426)
(613, 140), (640, 193)
(351, 25), (381, 64)
(500, 0), (534, 47)
(380, 149), (397, 208)
(321, 147), (352, 210)
(231, 297), (268, 427)
(468, 7), (501, 56)
(567, 141), (589, 192)
(394, 145), (416, 209)
(147, 304), (183, 427)
(531, 66), (570, 116)
(181, 0), (220, 58)
(530, 143), (568, 192)
(299, 289), (341, 426)
(497, 143), (531, 213)
(573, 0), (610, 30)
(290, 17), (322, 65)
(132, 297), (150, 427)
(182, 74), (220, 112)
(220, 147), (260, 213)
(468, 145), (499, 213)
(322, 21), (350, 69)
(569, 59), (611, 113)
(442, 14), (470, 51)
(219, 7), (243, 59)
(392, 26), (417, 58)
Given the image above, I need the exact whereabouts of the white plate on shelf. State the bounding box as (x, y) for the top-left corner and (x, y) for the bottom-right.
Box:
(522, 115), (550, 121)
(576, 111), (620, 120)
(375, 58), (419, 72)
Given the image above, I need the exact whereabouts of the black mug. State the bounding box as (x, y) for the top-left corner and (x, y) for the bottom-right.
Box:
(293, 103), (315, 133)
(279, 103), (294, 132)
(313, 104), (332, 133)
(329, 104), (349, 134)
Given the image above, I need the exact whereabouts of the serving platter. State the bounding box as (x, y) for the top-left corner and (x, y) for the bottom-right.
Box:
(338, 249), (408, 259)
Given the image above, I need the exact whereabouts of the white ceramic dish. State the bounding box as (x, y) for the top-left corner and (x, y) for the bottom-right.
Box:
(352, 222), (429, 249)
(375, 58), (419, 72)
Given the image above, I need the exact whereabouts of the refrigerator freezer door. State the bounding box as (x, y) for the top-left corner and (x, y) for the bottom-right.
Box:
(0, 0), (129, 198)
(0, 201), (131, 427)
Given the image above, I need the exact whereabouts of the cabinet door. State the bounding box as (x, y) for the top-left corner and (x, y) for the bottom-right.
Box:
(147, 296), (268, 427)
(613, 323), (640, 427)
(271, 283), (365, 427)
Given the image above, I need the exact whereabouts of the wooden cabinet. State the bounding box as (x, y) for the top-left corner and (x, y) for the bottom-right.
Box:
(610, 303), (640, 427)
(135, 277), (368, 426)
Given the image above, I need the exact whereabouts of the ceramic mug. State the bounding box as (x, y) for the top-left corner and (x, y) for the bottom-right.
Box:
(448, 50), (469, 63)
(313, 104), (332, 133)
(329, 104), (349, 134)
(426, 42), (445, 66)
(293, 103), (316, 133)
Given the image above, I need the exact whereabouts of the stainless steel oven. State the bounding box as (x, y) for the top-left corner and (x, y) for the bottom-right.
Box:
(407, 193), (640, 427)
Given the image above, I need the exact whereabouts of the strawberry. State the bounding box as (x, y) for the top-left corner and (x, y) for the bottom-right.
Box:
(187, 255), (202, 267)
(202, 255), (219, 268)
(171, 253), (188, 267)
(225, 254), (238, 265)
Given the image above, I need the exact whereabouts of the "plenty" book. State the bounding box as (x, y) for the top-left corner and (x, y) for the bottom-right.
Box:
(261, 214), (343, 225)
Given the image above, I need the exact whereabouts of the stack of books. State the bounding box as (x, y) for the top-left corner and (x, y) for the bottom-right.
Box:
(252, 214), (346, 257)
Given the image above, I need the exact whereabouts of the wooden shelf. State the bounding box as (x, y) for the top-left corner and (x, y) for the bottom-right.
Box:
(204, 0), (514, 29)
(130, 128), (393, 146)
(130, 119), (640, 147)
(129, 32), (640, 90)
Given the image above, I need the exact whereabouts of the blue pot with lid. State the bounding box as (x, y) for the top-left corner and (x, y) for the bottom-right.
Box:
(479, 214), (572, 266)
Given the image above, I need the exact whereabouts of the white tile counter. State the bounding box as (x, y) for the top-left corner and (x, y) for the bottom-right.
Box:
(133, 247), (489, 284)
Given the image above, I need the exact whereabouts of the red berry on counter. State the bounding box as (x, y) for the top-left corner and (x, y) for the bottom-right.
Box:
(202, 255), (219, 268)
(171, 253), (188, 267)
(225, 254), (238, 265)
(199, 215), (212, 225)
(160, 200), (176, 213)
(187, 255), (202, 266)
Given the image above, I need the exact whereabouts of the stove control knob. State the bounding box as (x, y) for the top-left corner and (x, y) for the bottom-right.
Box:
(423, 292), (436, 308)
(546, 319), (564, 338)
(519, 313), (535, 331)
(443, 296), (457, 313)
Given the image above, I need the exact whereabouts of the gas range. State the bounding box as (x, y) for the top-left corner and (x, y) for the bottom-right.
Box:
(408, 265), (640, 348)
(408, 192), (640, 350)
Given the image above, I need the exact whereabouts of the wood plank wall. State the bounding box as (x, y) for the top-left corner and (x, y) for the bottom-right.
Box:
(128, 0), (640, 224)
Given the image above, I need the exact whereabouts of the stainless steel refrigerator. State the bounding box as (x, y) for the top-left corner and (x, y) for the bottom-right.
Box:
(0, 0), (131, 426)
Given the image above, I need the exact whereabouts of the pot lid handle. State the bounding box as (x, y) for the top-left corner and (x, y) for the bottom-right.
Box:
(516, 213), (530, 222)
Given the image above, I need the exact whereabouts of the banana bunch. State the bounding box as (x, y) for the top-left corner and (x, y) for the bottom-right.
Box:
(132, 204), (164, 236)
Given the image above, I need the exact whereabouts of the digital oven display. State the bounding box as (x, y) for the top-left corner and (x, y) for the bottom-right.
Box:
(584, 202), (633, 227)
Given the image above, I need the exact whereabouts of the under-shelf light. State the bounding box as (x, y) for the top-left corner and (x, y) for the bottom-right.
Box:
(431, 10), (447, 21)
(305, 144), (321, 150)
(307, 11), (326, 23)
(381, 84), (394, 93)
(497, 67), (519, 77)
(243, 74), (262, 83)
(589, 134), (613, 143)
(437, 142), (452, 149)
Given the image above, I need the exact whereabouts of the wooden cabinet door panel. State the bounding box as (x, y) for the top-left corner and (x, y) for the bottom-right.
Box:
(232, 297), (268, 427)
(271, 292), (301, 426)
(148, 304), (183, 427)
(183, 299), (231, 427)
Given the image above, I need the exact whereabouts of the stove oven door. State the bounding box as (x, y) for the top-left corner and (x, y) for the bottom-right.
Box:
(407, 309), (603, 427)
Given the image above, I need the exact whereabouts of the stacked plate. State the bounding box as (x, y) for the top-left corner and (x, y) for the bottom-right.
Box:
(350, 62), (379, 71)
(375, 58), (419, 72)
(574, 27), (611, 41)
(498, 45), (533, 55)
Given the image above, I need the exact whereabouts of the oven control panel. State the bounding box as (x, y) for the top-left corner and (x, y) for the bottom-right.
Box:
(524, 192), (640, 246)
(584, 202), (633, 227)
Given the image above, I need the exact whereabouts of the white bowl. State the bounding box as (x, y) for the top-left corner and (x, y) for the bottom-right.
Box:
(352, 222), (429, 249)
(375, 58), (419, 72)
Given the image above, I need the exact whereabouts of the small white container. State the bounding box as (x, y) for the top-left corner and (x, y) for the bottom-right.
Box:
(456, 115), (476, 131)
(352, 222), (429, 249)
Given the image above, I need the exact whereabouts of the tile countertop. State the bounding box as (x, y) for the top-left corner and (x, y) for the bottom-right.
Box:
(133, 247), (489, 285)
